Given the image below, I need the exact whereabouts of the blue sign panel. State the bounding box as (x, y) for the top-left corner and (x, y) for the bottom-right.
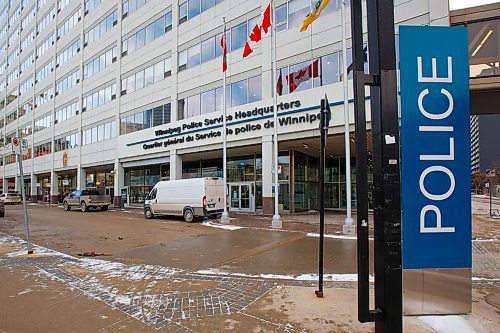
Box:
(400, 26), (471, 269)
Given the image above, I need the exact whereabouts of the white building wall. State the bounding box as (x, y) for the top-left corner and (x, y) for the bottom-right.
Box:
(0, 0), (449, 200)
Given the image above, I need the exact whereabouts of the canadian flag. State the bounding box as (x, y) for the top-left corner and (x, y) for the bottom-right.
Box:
(287, 59), (320, 93)
(242, 3), (272, 58)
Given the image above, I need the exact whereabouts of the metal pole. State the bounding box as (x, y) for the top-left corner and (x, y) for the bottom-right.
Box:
(315, 98), (327, 298)
(490, 177), (492, 218)
(221, 17), (230, 224)
(271, 1), (282, 229)
(18, 154), (32, 254)
(341, 0), (354, 232)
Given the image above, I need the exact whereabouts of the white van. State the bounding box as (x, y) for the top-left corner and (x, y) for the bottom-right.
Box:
(144, 177), (225, 222)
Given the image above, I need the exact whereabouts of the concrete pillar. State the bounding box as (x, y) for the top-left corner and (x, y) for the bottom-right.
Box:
(2, 178), (7, 193)
(76, 166), (86, 190)
(50, 170), (59, 204)
(170, 150), (182, 180)
(30, 173), (37, 202)
(262, 135), (274, 214)
(113, 159), (124, 207)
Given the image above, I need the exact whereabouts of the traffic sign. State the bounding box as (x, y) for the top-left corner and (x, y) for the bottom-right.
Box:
(12, 137), (21, 155)
(21, 139), (28, 155)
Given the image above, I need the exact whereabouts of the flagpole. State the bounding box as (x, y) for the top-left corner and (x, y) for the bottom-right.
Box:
(341, 0), (354, 233)
(271, 0), (282, 229)
(221, 17), (230, 225)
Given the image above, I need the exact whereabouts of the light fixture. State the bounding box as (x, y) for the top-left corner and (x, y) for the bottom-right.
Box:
(303, 143), (309, 150)
(471, 29), (493, 57)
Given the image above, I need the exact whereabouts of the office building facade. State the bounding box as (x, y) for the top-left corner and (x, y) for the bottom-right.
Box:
(0, 0), (448, 213)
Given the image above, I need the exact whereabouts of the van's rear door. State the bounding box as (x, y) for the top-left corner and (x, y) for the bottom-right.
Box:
(204, 179), (223, 212)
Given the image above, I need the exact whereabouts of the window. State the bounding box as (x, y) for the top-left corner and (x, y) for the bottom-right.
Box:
(179, 0), (220, 24)
(187, 44), (201, 68)
(83, 82), (116, 112)
(201, 90), (216, 114)
(84, 10), (117, 47)
(83, 46), (117, 79)
(121, 11), (172, 56)
(57, 39), (80, 66)
(201, 38), (215, 63)
(231, 22), (247, 51)
(120, 103), (171, 135)
(231, 78), (248, 107)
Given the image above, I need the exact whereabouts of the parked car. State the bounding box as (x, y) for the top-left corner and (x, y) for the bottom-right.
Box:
(144, 177), (225, 222)
(0, 192), (22, 205)
(63, 189), (112, 212)
(0, 200), (5, 217)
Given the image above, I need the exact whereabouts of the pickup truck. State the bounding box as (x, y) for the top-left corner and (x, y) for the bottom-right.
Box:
(63, 190), (111, 212)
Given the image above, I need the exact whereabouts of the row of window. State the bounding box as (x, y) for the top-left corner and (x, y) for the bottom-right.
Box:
(21, 29), (35, 52)
(7, 70), (18, 86)
(83, 10), (118, 46)
(9, 6), (21, 26)
(6, 111), (17, 125)
(0, 61), (5, 76)
(82, 120), (116, 145)
(120, 103), (171, 135)
(55, 132), (79, 152)
(83, 46), (118, 79)
(36, 61), (53, 83)
(178, 15), (258, 71)
(21, 6), (36, 31)
(37, 8), (56, 35)
(8, 47), (19, 66)
(121, 58), (171, 95)
(34, 141), (51, 157)
(57, 8), (82, 39)
(19, 123), (32, 138)
(58, 0), (72, 12)
(56, 69), (80, 95)
(35, 86), (53, 107)
(179, 0), (223, 24)
(19, 75), (34, 96)
(55, 100), (79, 123)
(19, 99), (34, 116)
(122, 12), (172, 57)
(20, 52), (35, 74)
(82, 82), (116, 111)
(84, 0), (103, 14)
(57, 39), (80, 66)
(37, 33), (55, 59)
(178, 75), (261, 120)
(34, 113), (53, 132)
(122, 0), (151, 18)
(9, 27), (19, 47)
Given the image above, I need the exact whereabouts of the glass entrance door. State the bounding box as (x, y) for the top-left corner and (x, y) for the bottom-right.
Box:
(229, 183), (254, 212)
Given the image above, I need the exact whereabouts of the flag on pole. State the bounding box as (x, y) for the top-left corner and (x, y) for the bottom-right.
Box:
(243, 2), (272, 58)
(300, 0), (330, 32)
(221, 31), (228, 72)
(287, 59), (320, 93)
(342, 45), (368, 80)
(277, 69), (283, 96)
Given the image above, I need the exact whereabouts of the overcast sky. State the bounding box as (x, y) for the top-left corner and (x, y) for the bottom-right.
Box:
(449, 0), (499, 10)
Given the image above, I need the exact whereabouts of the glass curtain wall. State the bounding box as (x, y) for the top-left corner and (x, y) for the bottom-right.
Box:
(124, 165), (163, 205)
(292, 150), (373, 212)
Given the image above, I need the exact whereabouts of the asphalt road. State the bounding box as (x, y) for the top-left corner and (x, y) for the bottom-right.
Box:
(0, 204), (367, 275)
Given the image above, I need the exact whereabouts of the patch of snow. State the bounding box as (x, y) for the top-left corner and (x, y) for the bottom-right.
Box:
(115, 295), (131, 305)
(472, 277), (500, 282)
(201, 221), (244, 230)
(307, 232), (358, 240)
(195, 268), (372, 282)
(418, 315), (476, 333)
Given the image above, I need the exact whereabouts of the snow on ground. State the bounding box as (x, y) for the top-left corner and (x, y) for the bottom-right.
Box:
(307, 232), (358, 240)
(418, 315), (476, 333)
(201, 221), (244, 230)
(195, 268), (374, 282)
